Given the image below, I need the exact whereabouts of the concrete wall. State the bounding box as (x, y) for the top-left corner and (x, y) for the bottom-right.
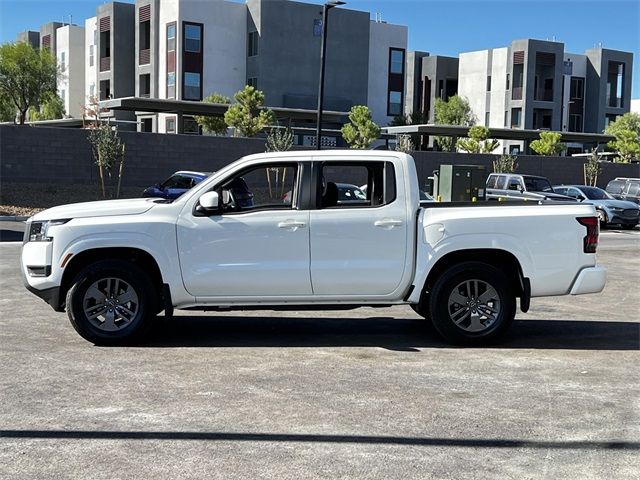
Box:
(247, 0), (370, 112)
(56, 25), (86, 117)
(458, 50), (489, 125)
(367, 20), (408, 126)
(182, 0), (247, 100)
(2, 126), (638, 192)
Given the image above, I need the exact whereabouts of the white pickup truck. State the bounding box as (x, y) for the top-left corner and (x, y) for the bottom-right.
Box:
(22, 151), (606, 345)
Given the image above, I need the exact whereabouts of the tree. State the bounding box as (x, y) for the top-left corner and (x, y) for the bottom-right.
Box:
(224, 85), (274, 137)
(456, 125), (499, 153)
(28, 91), (65, 121)
(493, 154), (518, 174)
(395, 134), (414, 153)
(194, 92), (231, 135)
(583, 149), (602, 186)
(341, 105), (380, 149)
(389, 110), (428, 149)
(266, 126), (294, 152)
(0, 42), (58, 124)
(530, 131), (563, 156)
(433, 95), (476, 151)
(0, 94), (15, 122)
(605, 113), (640, 163)
(87, 121), (126, 199)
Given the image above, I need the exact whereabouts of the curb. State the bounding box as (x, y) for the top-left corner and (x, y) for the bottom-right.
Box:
(0, 216), (29, 222)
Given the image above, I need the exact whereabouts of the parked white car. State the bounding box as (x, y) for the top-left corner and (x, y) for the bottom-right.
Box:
(22, 151), (605, 345)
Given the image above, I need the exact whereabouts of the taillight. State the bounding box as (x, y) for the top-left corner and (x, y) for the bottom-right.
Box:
(577, 217), (599, 253)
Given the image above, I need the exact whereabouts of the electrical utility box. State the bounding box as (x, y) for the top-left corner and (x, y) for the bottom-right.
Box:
(434, 164), (487, 202)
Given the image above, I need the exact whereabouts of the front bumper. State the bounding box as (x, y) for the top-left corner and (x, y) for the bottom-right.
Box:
(21, 268), (63, 311)
(569, 266), (607, 295)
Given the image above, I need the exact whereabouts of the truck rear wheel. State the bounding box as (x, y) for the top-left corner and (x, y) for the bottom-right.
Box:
(66, 260), (157, 345)
(428, 262), (516, 345)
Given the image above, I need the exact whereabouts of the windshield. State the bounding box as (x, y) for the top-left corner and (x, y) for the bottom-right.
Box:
(578, 186), (613, 200)
(523, 177), (553, 192)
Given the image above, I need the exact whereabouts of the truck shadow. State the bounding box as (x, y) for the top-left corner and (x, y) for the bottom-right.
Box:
(140, 316), (639, 351)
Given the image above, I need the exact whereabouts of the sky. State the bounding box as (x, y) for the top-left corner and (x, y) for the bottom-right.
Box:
(1, 0), (638, 96)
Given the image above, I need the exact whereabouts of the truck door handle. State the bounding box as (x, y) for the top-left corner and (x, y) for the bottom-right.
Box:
(374, 219), (403, 228)
(278, 220), (307, 230)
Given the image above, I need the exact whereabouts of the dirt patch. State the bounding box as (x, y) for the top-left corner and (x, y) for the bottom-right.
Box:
(0, 183), (145, 216)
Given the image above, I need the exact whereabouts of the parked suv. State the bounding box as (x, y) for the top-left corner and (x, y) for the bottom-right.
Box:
(486, 174), (574, 201)
(605, 177), (640, 205)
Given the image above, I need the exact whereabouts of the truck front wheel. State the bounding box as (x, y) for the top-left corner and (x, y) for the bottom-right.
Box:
(428, 262), (516, 345)
(65, 260), (157, 345)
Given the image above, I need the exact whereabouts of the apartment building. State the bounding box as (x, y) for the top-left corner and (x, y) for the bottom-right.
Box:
(17, 30), (40, 50)
(56, 25), (85, 117)
(458, 39), (634, 154)
(40, 22), (65, 54)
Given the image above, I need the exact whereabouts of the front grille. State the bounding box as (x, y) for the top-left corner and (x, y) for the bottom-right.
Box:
(623, 209), (640, 218)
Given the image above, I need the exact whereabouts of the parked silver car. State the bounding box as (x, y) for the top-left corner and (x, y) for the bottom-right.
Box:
(553, 185), (639, 229)
(486, 173), (574, 202)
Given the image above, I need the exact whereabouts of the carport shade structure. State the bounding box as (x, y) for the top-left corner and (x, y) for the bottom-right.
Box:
(383, 124), (616, 153)
(99, 97), (349, 134)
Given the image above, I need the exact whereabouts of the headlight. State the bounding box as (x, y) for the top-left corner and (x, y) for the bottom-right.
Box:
(27, 220), (70, 242)
(610, 207), (624, 212)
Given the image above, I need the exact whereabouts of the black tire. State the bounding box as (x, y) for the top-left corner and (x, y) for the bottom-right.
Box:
(66, 259), (158, 345)
(428, 262), (516, 346)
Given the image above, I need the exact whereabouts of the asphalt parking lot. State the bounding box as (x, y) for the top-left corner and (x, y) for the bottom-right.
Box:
(0, 223), (638, 479)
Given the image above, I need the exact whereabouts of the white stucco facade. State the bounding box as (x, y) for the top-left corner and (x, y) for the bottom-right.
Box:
(84, 17), (97, 107)
(155, 0), (246, 133)
(56, 25), (85, 118)
(367, 20), (408, 127)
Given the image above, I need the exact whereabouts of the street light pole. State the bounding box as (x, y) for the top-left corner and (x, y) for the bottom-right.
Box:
(315, 1), (345, 150)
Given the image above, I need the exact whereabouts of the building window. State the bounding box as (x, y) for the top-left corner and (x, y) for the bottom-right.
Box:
(485, 112), (490, 127)
(140, 74), (151, 97)
(389, 48), (404, 75)
(60, 89), (65, 102)
(167, 72), (175, 99)
(511, 108), (521, 128)
(141, 117), (153, 132)
(184, 116), (200, 134)
(388, 91), (402, 116)
(248, 31), (258, 57)
(247, 77), (258, 88)
(607, 61), (624, 108)
(486, 75), (491, 92)
(89, 84), (95, 98)
(504, 111), (508, 127)
(184, 72), (201, 100)
(506, 74), (510, 90)
(99, 80), (110, 100)
(569, 114), (583, 132)
(184, 23), (202, 53)
(166, 117), (176, 133)
(89, 45), (94, 67)
(167, 23), (176, 52)
(60, 51), (66, 71)
(570, 77), (584, 100)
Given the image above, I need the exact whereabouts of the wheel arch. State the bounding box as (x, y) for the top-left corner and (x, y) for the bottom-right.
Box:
(418, 249), (528, 314)
(59, 247), (164, 311)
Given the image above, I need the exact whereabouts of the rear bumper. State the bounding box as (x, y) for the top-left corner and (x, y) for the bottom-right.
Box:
(569, 266), (607, 295)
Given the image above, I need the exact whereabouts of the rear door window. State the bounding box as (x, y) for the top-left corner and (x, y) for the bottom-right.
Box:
(318, 162), (395, 208)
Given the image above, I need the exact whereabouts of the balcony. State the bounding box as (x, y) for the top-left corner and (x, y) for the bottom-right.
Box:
(139, 49), (150, 65)
(534, 88), (553, 102)
(511, 87), (522, 100)
(99, 56), (110, 72)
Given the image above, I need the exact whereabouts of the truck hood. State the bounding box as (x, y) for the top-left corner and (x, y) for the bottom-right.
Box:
(31, 198), (160, 221)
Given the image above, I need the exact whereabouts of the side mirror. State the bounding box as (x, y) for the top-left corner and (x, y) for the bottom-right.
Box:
(199, 191), (219, 210)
